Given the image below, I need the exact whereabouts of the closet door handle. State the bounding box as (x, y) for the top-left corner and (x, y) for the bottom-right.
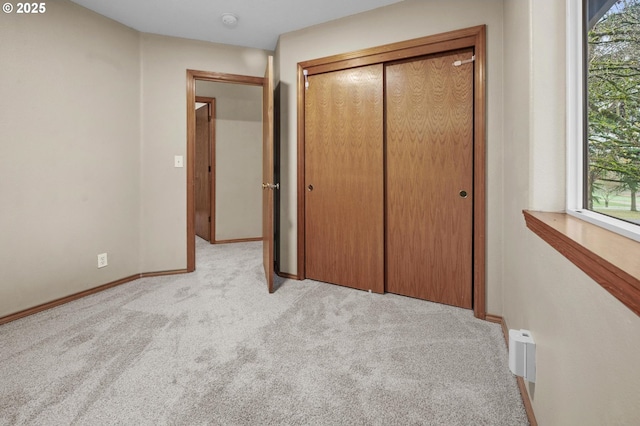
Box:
(459, 190), (468, 198)
(307, 184), (314, 192)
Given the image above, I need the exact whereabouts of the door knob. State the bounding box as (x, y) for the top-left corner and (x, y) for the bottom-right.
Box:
(459, 190), (468, 198)
(307, 184), (314, 192)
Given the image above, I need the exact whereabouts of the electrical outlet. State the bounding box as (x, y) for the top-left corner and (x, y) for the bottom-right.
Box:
(97, 253), (108, 268)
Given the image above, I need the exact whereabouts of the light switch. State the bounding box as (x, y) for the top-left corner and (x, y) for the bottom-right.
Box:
(174, 155), (184, 168)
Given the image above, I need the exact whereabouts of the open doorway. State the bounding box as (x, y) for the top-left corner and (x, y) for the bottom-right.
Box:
(194, 97), (215, 242)
(195, 83), (263, 245)
(186, 71), (265, 271)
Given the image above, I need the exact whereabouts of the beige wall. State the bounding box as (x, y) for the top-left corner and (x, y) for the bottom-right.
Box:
(3, 1), (639, 422)
(195, 82), (262, 241)
(0, 0), (141, 317)
(0, 1), (271, 316)
(275, 0), (505, 314)
(139, 34), (270, 272)
(503, 0), (640, 424)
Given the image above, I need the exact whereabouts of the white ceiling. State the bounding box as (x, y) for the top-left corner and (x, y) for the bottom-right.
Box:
(70, 0), (405, 51)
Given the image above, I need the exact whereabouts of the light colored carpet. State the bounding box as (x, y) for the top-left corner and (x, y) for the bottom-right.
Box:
(0, 238), (528, 425)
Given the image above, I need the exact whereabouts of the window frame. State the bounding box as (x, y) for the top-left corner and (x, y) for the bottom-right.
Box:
(566, 0), (640, 243)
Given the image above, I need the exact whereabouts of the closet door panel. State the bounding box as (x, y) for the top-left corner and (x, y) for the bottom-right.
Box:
(305, 64), (384, 292)
(386, 50), (474, 308)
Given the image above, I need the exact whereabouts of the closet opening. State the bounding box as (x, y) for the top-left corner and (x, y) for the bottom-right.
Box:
(297, 26), (487, 318)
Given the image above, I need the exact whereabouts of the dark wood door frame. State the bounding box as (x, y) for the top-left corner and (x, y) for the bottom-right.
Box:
(186, 70), (264, 272)
(296, 25), (487, 319)
(195, 96), (216, 243)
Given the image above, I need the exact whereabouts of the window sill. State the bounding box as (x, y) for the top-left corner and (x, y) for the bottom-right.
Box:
(523, 210), (640, 317)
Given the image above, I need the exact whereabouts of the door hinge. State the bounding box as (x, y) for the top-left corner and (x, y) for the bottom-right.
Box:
(303, 69), (309, 90)
(208, 216), (211, 223)
(208, 166), (211, 172)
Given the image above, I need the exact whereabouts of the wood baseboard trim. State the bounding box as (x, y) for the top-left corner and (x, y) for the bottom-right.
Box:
(485, 313), (503, 324)
(0, 268), (189, 326)
(489, 313), (538, 426)
(515, 372), (538, 426)
(213, 237), (262, 244)
(140, 269), (189, 278)
(276, 270), (300, 280)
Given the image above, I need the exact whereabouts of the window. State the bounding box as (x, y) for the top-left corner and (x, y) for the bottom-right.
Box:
(567, 0), (640, 242)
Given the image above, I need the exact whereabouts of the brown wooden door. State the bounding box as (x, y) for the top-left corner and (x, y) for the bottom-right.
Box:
(195, 104), (211, 241)
(305, 64), (384, 293)
(262, 56), (275, 293)
(386, 49), (474, 308)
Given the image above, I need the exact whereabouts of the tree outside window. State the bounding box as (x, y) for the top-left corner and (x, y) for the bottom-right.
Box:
(587, 0), (640, 225)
